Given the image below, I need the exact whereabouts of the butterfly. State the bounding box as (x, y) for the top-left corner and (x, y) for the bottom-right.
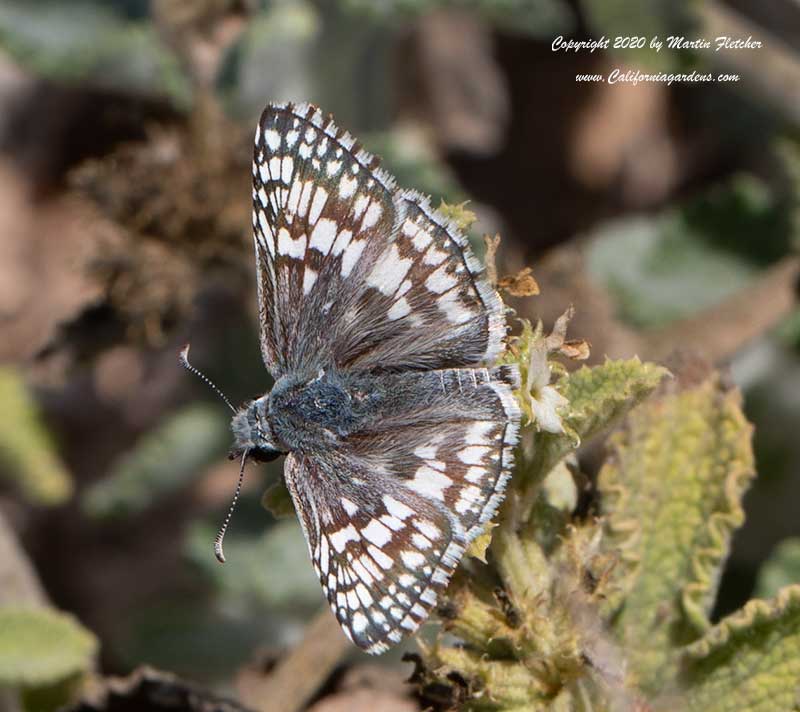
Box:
(194, 102), (521, 654)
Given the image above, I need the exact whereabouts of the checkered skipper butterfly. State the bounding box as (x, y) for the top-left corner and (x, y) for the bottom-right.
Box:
(186, 103), (521, 654)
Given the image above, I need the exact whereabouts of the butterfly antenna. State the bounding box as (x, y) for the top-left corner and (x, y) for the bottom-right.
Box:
(214, 449), (248, 564)
(179, 344), (236, 413)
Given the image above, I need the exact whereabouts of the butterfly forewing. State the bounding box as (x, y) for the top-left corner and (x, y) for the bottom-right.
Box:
(252, 104), (506, 375)
(253, 103), (397, 376)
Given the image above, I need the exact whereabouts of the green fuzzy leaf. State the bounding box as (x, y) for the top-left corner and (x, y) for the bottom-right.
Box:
(755, 538), (800, 599)
(680, 586), (800, 712)
(0, 607), (97, 687)
(598, 374), (755, 691)
(82, 404), (230, 518)
(518, 357), (668, 491)
(438, 200), (477, 231)
(559, 357), (669, 442)
(0, 368), (72, 506)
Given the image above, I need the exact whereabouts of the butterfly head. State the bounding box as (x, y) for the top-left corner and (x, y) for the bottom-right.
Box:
(231, 398), (283, 463)
(179, 344), (286, 563)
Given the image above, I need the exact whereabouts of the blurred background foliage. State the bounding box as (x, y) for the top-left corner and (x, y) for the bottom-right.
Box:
(0, 0), (798, 710)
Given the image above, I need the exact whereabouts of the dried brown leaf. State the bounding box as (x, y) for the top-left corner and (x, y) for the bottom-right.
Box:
(498, 267), (540, 297)
(545, 304), (576, 352)
(559, 339), (591, 361)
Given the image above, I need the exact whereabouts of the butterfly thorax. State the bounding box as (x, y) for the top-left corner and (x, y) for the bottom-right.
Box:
(266, 370), (378, 453)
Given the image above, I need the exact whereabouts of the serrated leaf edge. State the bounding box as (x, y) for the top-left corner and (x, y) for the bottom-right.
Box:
(683, 584), (800, 661)
(599, 376), (755, 627)
(680, 386), (755, 631)
(560, 357), (670, 436)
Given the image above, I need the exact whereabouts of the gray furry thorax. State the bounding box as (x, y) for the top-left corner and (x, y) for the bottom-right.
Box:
(231, 369), (386, 458)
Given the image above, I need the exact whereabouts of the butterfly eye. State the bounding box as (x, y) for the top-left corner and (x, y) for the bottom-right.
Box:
(250, 447), (281, 463)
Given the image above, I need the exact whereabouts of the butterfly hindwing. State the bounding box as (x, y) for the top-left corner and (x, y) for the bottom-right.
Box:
(282, 365), (520, 653)
(285, 451), (455, 653)
(349, 364), (521, 541)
